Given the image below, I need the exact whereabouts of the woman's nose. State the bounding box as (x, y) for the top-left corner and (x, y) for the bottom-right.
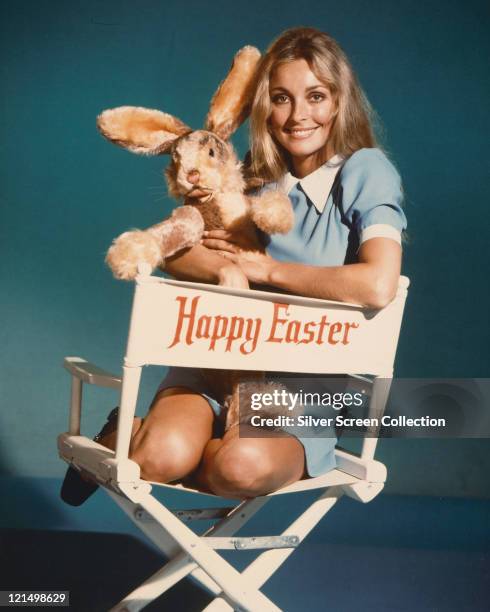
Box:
(290, 99), (309, 122)
(187, 170), (200, 184)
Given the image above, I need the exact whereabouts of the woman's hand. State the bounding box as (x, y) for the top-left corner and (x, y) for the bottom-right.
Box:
(200, 228), (264, 254)
(224, 252), (275, 285)
(164, 243), (251, 287)
(217, 264), (250, 289)
(201, 228), (275, 285)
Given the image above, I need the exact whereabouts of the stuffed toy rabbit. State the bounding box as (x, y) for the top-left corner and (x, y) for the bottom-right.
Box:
(98, 46), (293, 281)
(97, 46), (296, 431)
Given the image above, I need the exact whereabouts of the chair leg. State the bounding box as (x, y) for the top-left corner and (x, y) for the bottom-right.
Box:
(108, 557), (203, 612)
(108, 490), (269, 610)
(361, 376), (393, 461)
(107, 483), (343, 611)
(202, 486), (344, 612)
(127, 493), (280, 611)
(115, 365), (142, 461)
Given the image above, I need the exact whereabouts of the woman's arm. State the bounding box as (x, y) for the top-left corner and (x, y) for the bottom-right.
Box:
(201, 231), (402, 308)
(265, 238), (402, 308)
(164, 244), (250, 289)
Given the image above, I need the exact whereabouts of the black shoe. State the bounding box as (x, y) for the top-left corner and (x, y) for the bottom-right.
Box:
(93, 407), (119, 443)
(60, 466), (99, 506)
(60, 407), (119, 506)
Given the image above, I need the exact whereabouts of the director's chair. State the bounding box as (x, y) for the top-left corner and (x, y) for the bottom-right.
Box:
(58, 267), (409, 611)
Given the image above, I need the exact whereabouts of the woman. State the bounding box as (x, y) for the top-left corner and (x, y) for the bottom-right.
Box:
(62, 27), (406, 503)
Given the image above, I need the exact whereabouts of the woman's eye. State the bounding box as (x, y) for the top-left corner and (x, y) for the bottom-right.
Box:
(209, 148), (215, 157)
(272, 94), (289, 104)
(310, 93), (326, 102)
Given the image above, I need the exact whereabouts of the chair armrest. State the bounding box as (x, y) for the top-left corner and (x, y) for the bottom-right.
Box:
(335, 448), (387, 482)
(64, 356), (122, 390)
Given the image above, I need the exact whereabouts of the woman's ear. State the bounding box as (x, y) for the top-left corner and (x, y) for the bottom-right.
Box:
(205, 46), (261, 141)
(97, 106), (191, 155)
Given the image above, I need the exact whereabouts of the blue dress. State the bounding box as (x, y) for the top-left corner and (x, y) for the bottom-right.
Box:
(159, 148), (407, 477)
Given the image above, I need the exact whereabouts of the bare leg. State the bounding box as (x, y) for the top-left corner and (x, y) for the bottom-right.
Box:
(98, 387), (216, 483)
(97, 415), (142, 452)
(196, 425), (306, 498)
(63, 410), (306, 501)
(96, 389), (305, 496)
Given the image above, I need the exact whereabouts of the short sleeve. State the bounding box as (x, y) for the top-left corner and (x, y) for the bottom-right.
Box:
(339, 149), (407, 244)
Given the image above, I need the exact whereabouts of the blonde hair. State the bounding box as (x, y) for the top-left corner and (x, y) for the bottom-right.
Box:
(249, 27), (377, 182)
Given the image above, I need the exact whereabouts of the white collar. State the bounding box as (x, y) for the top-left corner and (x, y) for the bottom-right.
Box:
(278, 154), (344, 212)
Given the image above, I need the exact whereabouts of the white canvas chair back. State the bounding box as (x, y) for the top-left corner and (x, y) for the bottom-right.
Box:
(126, 272), (406, 375)
(59, 270), (409, 612)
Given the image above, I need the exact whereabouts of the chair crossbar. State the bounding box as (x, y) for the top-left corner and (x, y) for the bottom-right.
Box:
(107, 485), (344, 612)
(134, 506), (236, 522)
(108, 491), (271, 611)
(202, 535), (300, 551)
(174, 507), (236, 521)
(202, 486), (345, 612)
(131, 490), (282, 611)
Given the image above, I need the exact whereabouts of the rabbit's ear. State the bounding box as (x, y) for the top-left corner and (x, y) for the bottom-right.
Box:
(205, 46), (261, 141)
(97, 106), (191, 155)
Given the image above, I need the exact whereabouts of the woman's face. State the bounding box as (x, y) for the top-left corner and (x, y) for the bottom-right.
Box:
(268, 59), (336, 177)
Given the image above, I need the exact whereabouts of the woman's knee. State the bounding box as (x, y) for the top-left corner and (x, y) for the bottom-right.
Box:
(205, 441), (277, 498)
(130, 427), (201, 483)
(129, 387), (214, 483)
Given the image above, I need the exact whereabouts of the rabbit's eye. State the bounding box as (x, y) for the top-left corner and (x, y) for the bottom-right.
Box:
(209, 148), (215, 157)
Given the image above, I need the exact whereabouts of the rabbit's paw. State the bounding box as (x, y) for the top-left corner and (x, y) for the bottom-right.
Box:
(106, 230), (161, 280)
(250, 190), (294, 235)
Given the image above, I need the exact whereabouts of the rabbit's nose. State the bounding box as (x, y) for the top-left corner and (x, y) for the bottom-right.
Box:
(187, 170), (200, 184)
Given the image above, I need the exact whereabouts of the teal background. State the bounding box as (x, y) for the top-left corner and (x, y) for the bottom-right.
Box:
(1, 0), (489, 499)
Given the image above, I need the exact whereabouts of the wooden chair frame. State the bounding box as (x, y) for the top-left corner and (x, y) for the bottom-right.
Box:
(58, 268), (409, 611)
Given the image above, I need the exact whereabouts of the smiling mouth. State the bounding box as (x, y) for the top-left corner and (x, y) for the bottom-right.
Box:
(284, 126), (319, 139)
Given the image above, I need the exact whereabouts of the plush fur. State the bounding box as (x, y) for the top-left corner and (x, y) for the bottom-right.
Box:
(98, 46), (295, 430)
(205, 46), (261, 140)
(97, 106), (190, 155)
(106, 207), (204, 280)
